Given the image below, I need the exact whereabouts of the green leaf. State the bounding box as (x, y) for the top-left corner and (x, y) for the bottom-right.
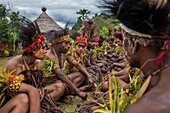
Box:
(93, 108), (111, 113)
(113, 74), (119, 113)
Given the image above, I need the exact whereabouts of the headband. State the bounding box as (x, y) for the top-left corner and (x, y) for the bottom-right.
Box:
(74, 35), (87, 45)
(121, 24), (170, 67)
(23, 34), (45, 51)
(54, 35), (70, 43)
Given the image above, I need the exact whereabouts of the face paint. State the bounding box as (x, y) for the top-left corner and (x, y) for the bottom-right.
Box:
(75, 43), (86, 54)
(64, 40), (70, 47)
(77, 43), (85, 49)
(34, 43), (46, 60)
(59, 40), (70, 54)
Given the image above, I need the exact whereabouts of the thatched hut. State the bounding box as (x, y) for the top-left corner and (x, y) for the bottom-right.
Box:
(34, 7), (62, 35)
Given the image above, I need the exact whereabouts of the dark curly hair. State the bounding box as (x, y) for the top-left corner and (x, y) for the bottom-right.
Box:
(18, 19), (41, 55)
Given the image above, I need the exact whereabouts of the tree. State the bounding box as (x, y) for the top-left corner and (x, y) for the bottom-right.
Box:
(76, 9), (90, 21)
(0, 4), (25, 56)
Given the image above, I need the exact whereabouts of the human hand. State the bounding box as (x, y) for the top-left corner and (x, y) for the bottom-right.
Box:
(78, 91), (87, 100)
(88, 77), (94, 88)
(38, 89), (44, 101)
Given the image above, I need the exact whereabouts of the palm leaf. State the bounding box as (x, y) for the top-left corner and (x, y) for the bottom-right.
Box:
(93, 108), (111, 113)
(113, 74), (119, 113)
(0, 96), (5, 107)
(108, 74), (113, 112)
(93, 83), (109, 110)
(132, 75), (151, 103)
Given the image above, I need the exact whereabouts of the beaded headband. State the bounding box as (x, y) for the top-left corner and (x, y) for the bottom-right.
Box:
(54, 35), (70, 43)
(121, 24), (170, 67)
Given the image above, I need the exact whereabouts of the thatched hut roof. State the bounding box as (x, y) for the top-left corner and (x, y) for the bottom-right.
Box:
(35, 8), (62, 34)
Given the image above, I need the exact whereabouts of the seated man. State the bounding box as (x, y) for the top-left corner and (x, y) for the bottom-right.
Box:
(100, 0), (170, 112)
(45, 28), (88, 100)
(63, 33), (93, 91)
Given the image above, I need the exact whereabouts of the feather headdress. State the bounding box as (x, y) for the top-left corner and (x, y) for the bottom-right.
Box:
(98, 0), (170, 36)
(18, 19), (45, 52)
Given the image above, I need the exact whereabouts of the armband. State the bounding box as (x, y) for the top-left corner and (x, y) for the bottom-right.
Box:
(53, 64), (60, 70)
(67, 56), (74, 63)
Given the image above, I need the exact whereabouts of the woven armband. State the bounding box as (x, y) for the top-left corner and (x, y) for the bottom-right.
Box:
(9, 79), (22, 93)
(53, 64), (60, 70)
(67, 56), (74, 63)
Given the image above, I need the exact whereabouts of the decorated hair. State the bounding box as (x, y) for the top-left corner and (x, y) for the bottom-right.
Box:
(74, 34), (87, 46)
(98, 0), (170, 36)
(98, 0), (170, 67)
(53, 22), (70, 43)
(18, 19), (45, 55)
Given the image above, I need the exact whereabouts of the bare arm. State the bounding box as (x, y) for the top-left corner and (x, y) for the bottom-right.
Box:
(70, 59), (93, 86)
(53, 68), (87, 100)
(5, 56), (40, 113)
(72, 60), (91, 78)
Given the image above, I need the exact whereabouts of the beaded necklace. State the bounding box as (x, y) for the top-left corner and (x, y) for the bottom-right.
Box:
(149, 63), (170, 76)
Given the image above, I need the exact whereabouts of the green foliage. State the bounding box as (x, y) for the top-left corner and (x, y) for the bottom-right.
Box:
(3, 50), (9, 57)
(69, 38), (74, 53)
(0, 4), (25, 56)
(43, 59), (55, 78)
(72, 13), (120, 32)
(92, 14), (120, 32)
(93, 83), (110, 112)
(0, 4), (9, 19)
(93, 68), (143, 113)
(0, 67), (16, 107)
(100, 26), (109, 38)
(76, 9), (90, 21)
(62, 38), (74, 73)
(72, 19), (83, 31)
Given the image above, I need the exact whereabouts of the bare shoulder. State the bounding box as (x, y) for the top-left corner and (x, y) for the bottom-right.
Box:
(5, 55), (21, 69)
(124, 90), (170, 113)
(5, 55), (22, 71)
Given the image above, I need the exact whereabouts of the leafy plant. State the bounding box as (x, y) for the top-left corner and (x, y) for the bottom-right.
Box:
(93, 68), (143, 113)
(100, 26), (109, 38)
(0, 67), (16, 107)
(43, 59), (55, 78)
(0, 4), (25, 56)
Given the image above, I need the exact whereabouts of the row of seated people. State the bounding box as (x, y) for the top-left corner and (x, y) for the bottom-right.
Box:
(0, 19), (131, 113)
